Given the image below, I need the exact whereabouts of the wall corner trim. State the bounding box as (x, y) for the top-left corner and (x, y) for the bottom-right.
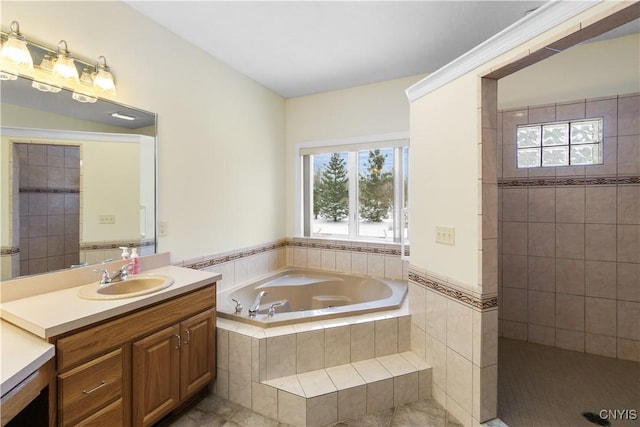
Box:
(405, 0), (599, 103)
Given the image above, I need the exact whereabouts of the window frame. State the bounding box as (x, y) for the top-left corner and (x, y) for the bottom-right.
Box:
(294, 132), (409, 248)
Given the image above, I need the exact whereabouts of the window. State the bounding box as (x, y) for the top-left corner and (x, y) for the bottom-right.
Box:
(516, 118), (603, 168)
(299, 139), (409, 244)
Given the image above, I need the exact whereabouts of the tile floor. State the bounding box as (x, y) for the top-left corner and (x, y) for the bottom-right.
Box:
(160, 392), (463, 427)
(498, 338), (640, 427)
(162, 336), (640, 426)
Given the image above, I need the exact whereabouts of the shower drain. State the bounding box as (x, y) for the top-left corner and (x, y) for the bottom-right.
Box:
(582, 412), (611, 426)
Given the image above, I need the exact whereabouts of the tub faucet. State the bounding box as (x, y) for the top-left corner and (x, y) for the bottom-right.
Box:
(268, 302), (283, 318)
(248, 291), (267, 317)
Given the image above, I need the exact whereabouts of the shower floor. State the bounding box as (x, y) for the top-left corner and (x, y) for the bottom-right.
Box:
(498, 338), (640, 427)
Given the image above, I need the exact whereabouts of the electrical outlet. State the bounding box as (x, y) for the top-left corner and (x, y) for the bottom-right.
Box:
(435, 226), (455, 245)
(98, 214), (115, 224)
(159, 221), (168, 237)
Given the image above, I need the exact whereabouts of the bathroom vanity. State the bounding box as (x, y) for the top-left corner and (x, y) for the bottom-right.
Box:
(0, 254), (221, 426)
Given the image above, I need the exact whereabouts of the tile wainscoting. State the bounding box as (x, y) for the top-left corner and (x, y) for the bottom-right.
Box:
(409, 265), (499, 426)
(178, 238), (410, 293)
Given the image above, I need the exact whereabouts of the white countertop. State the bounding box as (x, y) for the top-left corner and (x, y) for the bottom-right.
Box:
(0, 264), (221, 395)
(0, 265), (221, 339)
(1, 320), (55, 394)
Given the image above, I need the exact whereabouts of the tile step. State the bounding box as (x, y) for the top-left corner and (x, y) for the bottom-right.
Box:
(257, 351), (432, 426)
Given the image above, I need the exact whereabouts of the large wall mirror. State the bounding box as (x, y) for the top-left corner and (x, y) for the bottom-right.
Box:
(1, 76), (157, 279)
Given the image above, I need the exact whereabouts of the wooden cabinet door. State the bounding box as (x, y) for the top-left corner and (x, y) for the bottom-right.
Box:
(180, 309), (215, 400)
(132, 325), (180, 427)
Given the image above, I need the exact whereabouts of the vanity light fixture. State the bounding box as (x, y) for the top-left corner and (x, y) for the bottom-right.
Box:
(80, 66), (94, 85)
(0, 21), (33, 77)
(111, 112), (136, 121)
(52, 40), (79, 83)
(32, 54), (61, 92)
(92, 56), (115, 95)
(72, 92), (97, 103)
(0, 20), (118, 101)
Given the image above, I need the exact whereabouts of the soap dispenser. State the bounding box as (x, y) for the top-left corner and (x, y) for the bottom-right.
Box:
(119, 246), (130, 260)
(130, 248), (140, 274)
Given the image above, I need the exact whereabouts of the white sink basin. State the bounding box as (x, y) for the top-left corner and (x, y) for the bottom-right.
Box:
(78, 275), (174, 300)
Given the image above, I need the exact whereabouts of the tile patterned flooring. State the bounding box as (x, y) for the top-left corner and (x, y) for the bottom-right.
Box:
(160, 392), (463, 427)
(498, 338), (640, 427)
(162, 337), (639, 426)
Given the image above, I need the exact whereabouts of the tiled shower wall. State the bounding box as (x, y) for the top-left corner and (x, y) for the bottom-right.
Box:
(498, 93), (640, 362)
(15, 143), (81, 276)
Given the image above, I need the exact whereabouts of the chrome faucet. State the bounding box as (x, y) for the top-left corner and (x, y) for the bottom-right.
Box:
(231, 299), (243, 315)
(248, 291), (267, 317)
(94, 263), (132, 286)
(94, 268), (112, 285)
(267, 302), (283, 318)
(111, 263), (133, 282)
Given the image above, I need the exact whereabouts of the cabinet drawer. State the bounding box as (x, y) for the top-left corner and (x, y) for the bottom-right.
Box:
(75, 398), (123, 427)
(58, 348), (122, 427)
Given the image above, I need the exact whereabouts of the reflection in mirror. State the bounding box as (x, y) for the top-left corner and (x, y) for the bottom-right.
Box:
(1, 75), (157, 279)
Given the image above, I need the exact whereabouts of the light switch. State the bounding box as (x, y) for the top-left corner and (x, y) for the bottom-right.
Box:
(435, 226), (455, 245)
(159, 222), (168, 237)
(98, 214), (115, 224)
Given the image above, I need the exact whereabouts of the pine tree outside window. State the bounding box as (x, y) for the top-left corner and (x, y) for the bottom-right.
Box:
(299, 138), (409, 244)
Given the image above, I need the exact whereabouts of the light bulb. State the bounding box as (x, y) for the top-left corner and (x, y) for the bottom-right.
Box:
(92, 56), (115, 95)
(0, 21), (33, 70)
(52, 40), (79, 83)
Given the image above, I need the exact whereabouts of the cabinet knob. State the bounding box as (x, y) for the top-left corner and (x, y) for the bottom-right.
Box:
(184, 329), (191, 345)
(174, 334), (182, 349)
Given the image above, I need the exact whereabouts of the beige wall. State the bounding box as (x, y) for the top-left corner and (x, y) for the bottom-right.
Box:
(499, 33), (640, 109)
(284, 74), (426, 236)
(1, 1), (286, 263)
(410, 72), (481, 287)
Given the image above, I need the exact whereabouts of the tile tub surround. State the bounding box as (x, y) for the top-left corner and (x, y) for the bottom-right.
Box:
(498, 94), (640, 363)
(177, 238), (409, 294)
(409, 266), (499, 427)
(214, 306), (432, 426)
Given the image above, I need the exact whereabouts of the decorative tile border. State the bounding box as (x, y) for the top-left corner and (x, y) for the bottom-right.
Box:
(2, 242), (153, 255)
(409, 267), (498, 311)
(19, 187), (80, 194)
(80, 239), (155, 251)
(499, 175), (639, 187)
(0, 246), (20, 256)
(286, 237), (409, 256)
(183, 240), (287, 270)
(182, 238), (409, 270)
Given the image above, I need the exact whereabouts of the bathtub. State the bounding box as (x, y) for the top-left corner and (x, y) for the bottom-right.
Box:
(217, 268), (407, 327)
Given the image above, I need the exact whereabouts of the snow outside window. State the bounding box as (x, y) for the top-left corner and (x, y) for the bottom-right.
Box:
(300, 142), (409, 244)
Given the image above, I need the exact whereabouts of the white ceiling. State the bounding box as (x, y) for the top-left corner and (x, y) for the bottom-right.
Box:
(124, 1), (549, 98)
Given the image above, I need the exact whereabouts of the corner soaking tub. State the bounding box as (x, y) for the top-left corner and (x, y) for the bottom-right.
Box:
(217, 268), (407, 327)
